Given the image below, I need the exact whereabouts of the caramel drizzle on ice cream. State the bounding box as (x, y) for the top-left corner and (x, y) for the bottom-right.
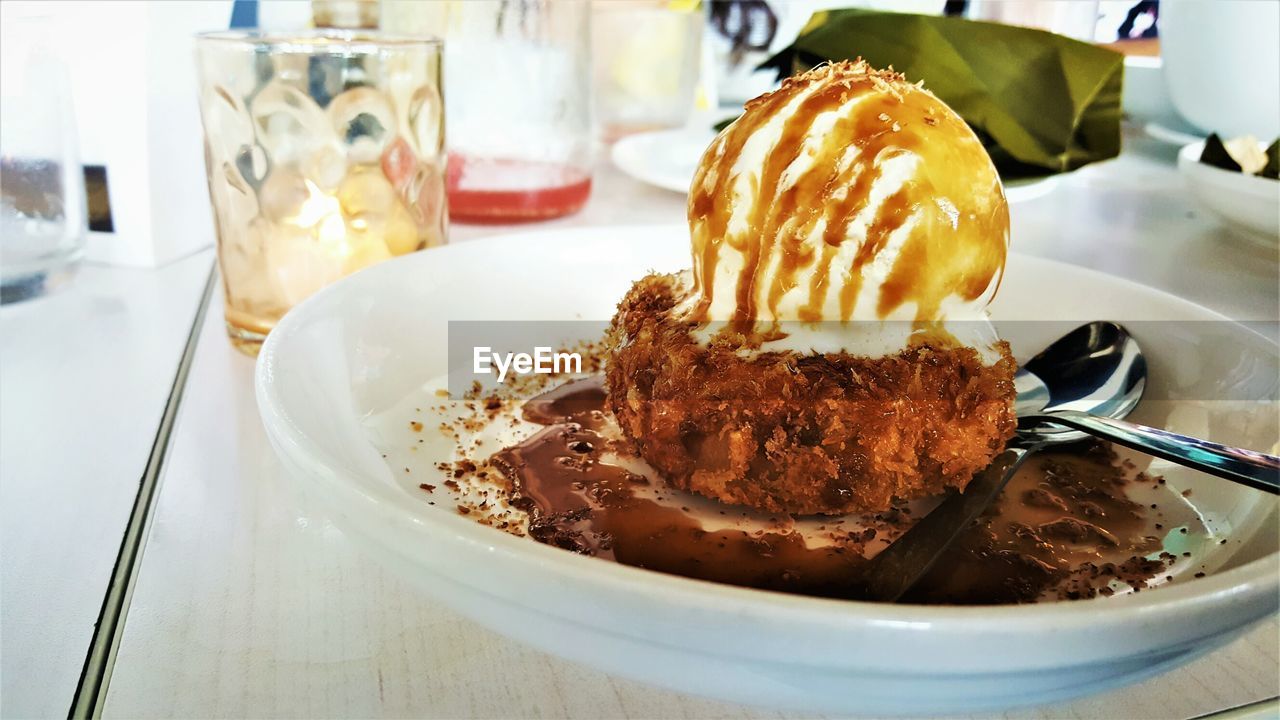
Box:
(686, 60), (1009, 329)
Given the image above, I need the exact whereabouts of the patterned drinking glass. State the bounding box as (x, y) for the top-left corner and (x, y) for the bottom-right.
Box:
(195, 30), (445, 355)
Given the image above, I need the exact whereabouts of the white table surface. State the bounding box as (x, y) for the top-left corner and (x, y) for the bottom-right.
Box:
(99, 286), (1280, 719)
(7, 126), (1279, 719)
(0, 250), (214, 719)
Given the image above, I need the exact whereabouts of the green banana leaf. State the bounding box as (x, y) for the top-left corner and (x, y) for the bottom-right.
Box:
(760, 9), (1124, 177)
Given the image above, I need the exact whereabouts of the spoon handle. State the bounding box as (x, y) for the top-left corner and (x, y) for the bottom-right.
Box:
(1030, 410), (1280, 494)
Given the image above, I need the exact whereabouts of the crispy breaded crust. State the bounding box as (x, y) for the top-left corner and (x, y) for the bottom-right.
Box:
(605, 274), (1017, 515)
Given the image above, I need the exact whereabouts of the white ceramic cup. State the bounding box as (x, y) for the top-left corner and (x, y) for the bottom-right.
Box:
(1161, 0), (1280, 139)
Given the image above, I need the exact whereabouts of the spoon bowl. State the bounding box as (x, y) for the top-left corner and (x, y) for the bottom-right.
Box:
(1014, 321), (1147, 442)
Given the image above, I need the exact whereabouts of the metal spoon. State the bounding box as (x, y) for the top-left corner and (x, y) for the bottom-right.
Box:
(855, 321), (1280, 602)
(1017, 322), (1280, 492)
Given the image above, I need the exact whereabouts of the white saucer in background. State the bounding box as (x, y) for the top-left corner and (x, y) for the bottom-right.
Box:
(610, 128), (715, 194)
(1146, 121), (1204, 147)
(613, 127), (1068, 203)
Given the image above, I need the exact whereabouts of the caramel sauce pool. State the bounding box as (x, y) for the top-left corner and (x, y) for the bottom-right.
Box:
(491, 378), (1171, 604)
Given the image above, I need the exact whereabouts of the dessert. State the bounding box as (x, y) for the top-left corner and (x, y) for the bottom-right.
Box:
(606, 60), (1017, 515)
(389, 61), (1208, 602)
(398, 60), (1197, 605)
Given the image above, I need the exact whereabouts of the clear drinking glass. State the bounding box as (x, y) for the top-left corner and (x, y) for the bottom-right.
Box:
(386, 0), (591, 222)
(0, 13), (87, 304)
(195, 30), (446, 355)
(592, 1), (704, 142)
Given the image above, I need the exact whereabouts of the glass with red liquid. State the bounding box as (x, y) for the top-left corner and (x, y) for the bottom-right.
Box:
(404, 1), (592, 222)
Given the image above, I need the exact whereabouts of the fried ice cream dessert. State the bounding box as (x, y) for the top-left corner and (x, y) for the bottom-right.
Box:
(605, 61), (1018, 515)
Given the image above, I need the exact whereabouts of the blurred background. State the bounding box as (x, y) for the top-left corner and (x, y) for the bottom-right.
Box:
(1, 0), (1276, 319)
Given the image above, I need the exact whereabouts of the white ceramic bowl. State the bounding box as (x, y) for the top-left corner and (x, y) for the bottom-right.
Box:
(1178, 141), (1280, 244)
(256, 226), (1279, 715)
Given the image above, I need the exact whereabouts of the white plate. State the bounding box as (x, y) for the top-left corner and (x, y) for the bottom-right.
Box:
(1178, 141), (1280, 246)
(257, 225), (1279, 716)
(613, 128), (1066, 203)
(611, 128), (715, 194)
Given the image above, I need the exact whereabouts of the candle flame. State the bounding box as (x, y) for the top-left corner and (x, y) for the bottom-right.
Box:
(294, 179), (342, 228)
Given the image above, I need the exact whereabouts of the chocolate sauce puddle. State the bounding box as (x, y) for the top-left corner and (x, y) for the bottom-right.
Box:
(492, 377), (1171, 604)
(521, 376), (608, 430)
(904, 447), (1162, 604)
(496, 381), (871, 597)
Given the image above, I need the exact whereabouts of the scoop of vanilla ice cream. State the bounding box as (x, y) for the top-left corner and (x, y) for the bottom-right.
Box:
(680, 60), (1009, 334)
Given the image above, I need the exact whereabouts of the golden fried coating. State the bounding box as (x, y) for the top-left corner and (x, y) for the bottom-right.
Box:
(605, 274), (1017, 515)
